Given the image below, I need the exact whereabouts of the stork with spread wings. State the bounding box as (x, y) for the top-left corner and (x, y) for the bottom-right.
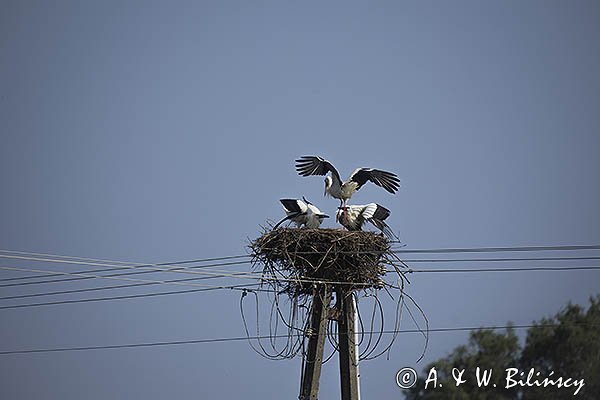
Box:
(295, 155), (400, 209)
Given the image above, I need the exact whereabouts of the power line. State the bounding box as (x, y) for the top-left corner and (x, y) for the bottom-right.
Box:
(402, 256), (600, 263)
(1, 244), (598, 290)
(0, 253), (252, 281)
(2, 261), (599, 305)
(0, 249), (142, 266)
(8, 259), (598, 305)
(0, 245), (598, 309)
(4, 254), (599, 290)
(0, 249), (250, 266)
(1, 322), (595, 356)
(243, 245), (600, 257)
(5, 255), (599, 289)
(392, 244), (600, 254)
(3, 244), (599, 284)
(406, 265), (600, 273)
(0, 254), (251, 271)
(0, 264), (384, 297)
(2, 263), (599, 310)
(0, 283), (265, 310)
(0, 271), (261, 301)
(0, 260), (254, 288)
(0, 265), (260, 291)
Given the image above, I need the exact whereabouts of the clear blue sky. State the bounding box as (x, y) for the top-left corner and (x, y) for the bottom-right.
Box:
(1, 1), (599, 398)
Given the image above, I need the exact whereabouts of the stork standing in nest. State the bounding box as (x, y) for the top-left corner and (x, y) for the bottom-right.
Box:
(337, 203), (398, 240)
(273, 197), (329, 229)
(295, 156), (400, 216)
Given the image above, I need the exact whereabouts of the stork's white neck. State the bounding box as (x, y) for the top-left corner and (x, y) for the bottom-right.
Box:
(325, 177), (343, 199)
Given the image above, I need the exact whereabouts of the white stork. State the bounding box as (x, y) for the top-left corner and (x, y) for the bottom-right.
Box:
(273, 197), (329, 229)
(295, 156), (400, 210)
(336, 203), (397, 239)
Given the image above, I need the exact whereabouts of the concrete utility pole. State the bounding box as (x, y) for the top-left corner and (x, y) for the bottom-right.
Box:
(300, 284), (332, 400)
(336, 287), (360, 400)
(299, 285), (361, 400)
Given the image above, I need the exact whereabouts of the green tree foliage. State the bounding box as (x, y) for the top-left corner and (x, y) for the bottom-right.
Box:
(520, 296), (600, 399)
(404, 327), (520, 400)
(404, 295), (599, 400)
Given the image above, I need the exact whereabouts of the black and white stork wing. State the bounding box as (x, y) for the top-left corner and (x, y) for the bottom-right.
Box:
(280, 198), (308, 214)
(306, 202), (328, 218)
(369, 219), (397, 240)
(274, 199), (309, 229)
(366, 204), (397, 240)
(295, 156), (341, 182)
(348, 168), (400, 194)
(371, 204), (390, 221)
(359, 203), (379, 220)
(360, 203), (389, 227)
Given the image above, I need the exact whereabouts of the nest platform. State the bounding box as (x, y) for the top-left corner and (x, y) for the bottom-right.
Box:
(250, 228), (390, 296)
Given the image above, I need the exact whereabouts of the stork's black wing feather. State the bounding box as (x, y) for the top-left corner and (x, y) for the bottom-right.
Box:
(369, 219), (397, 240)
(295, 156), (341, 182)
(349, 168), (400, 193)
(280, 199), (304, 214)
(369, 207), (397, 240)
(371, 204), (391, 221)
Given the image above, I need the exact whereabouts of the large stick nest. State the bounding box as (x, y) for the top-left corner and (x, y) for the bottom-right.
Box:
(250, 228), (391, 296)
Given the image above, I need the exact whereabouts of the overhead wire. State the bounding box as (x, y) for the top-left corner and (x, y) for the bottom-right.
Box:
(4, 259), (598, 302)
(0, 283), (266, 310)
(3, 244), (599, 284)
(405, 265), (600, 273)
(4, 255), (599, 290)
(401, 255), (600, 263)
(0, 260), (254, 287)
(391, 244), (600, 254)
(0, 244), (598, 310)
(0, 253), (252, 283)
(0, 265), (259, 291)
(1, 246), (598, 290)
(1, 245), (598, 368)
(1, 263), (598, 308)
(0, 269), (260, 301)
(0, 264), (384, 291)
(1, 322), (596, 356)
(0, 248), (250, 266)
(4, 261), (598, 310)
